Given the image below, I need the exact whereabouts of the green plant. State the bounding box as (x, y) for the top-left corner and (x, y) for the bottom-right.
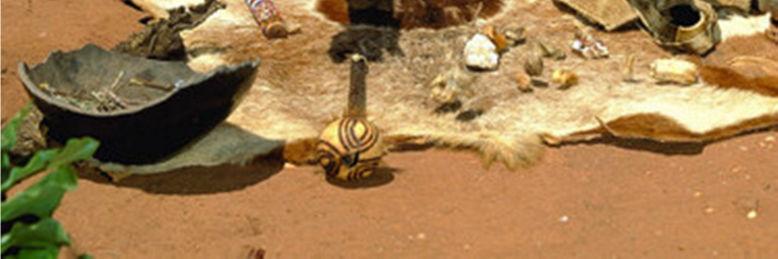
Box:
(1, 105), (99, 259)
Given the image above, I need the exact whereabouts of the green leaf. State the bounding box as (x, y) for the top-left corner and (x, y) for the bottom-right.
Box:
(1, 149), (59, 192)
(49, 138), (99, 169)
(2, 153), (10, 181)
(2, 152), (11, 176)
(78, 253), (94, 259)
(1, 104), (32, 152)
(1, 166), (78, 221)
(17, 246), (59, 259)
(0, 218), (70, 254)
(40, 166), (79, 191)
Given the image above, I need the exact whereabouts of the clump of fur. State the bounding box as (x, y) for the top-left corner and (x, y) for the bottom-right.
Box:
(427, 132), (545, 170)
(694, 35), (778, 97)
(396, 0), (504, 29)
(699, 65), (778, 97)
(114, 0), (225, 60)
(315, 0), (350, 25)
(328, 25), (404, 63)
(315, 0), (505, 29)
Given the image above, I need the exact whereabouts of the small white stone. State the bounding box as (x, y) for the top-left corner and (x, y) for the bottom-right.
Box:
(559, 215), (570, 223)
(416, 233), (426, 240)
(464, 34), (500, 71)
(747, 210), (758, 219)
(765, 136), (775, 142)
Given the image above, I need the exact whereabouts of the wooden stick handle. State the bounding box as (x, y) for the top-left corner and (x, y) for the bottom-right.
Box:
(347, 54), (368, 118)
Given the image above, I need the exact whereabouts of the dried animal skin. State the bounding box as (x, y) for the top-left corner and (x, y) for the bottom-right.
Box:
(767, 25), (778, 43)
(699, 55), (778, 97)
(650, 58), (699, 85)
(115, 0), (778, 176)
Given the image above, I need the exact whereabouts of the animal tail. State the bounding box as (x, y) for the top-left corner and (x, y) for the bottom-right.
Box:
(347, 54), (369, 118)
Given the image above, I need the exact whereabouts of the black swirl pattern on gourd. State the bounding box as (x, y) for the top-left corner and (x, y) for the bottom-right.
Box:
(338, 118), (379, 153)
(317, 141), (342, 178)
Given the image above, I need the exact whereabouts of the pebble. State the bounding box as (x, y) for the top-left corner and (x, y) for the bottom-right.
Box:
(765, 136), (775, 142)
(559, 215), (570, 223)
(704, 206), (715, 214)
(747, 210), (758, 219)
(514, 71), (533, 92)
(650, 58), (698, 85)
(464, 34), (500, 71)
(428, 68), (475, 103)
(552, 69), (579, 89)
(503, 23), (527, 46)
(537, 41), (566, 60)
(416, 233), (427, 240)
(524, 54), (544, 76)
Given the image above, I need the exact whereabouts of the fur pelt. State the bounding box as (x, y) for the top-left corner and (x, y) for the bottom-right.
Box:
(111, 0), (778, 174)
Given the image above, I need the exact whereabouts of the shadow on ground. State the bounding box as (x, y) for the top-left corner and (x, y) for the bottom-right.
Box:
(325, 166), (399, 189)
(81, 152), (284, 195)
(558, 125), (778, 155)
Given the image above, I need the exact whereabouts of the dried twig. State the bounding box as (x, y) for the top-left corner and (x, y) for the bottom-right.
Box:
(110, 71), (126, 90)
(129, 77), (174, 91)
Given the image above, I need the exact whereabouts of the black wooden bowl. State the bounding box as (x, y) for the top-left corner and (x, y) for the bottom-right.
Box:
(19, 44), (259, 164)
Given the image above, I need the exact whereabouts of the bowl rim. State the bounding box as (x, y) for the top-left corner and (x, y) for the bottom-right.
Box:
(18, 45), (259, 117)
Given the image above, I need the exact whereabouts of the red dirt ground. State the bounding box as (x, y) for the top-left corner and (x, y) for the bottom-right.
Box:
(2, 1), (777, 258)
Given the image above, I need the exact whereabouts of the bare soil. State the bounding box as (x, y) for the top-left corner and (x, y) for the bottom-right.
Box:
(2, 0), (777, 258)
